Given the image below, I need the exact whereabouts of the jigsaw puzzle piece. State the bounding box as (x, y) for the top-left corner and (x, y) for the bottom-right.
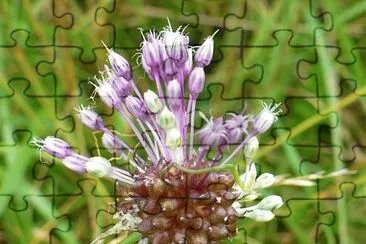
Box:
(53, 0), (116, 62)
(1, 30), (54, 97)
(298, 46), (365, 97)
(3, 194), (74, 243)
(281, 97), (338, 147)
(225, 0), (334, 46)
(182, 0), (244, 46)
(242, 32), (318, 99)
(53, 179), (117, 243)
(275, 181), (336, 243)
(316, 182), (366, 243)
(0, 0), (72, 46)
(317, 80), (366, 162)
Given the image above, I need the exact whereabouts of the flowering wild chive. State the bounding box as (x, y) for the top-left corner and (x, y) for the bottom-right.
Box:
(32, 21), (285, 244)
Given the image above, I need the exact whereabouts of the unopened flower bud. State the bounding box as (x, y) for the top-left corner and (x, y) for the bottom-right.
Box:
(162, 26), (189, 64)
(253, 103), (281, 133)
(144, 90), (162, 113)
(167, 79), (182, 111)
(160, 58), (177, 80)
(62, 153), (87, 173)
(142, 34), (166, 68)
(95, 81), (121, 108)
(256, 195), (283, 211)
(241, 193), (258, 202)
(156, 107), (176, 129)
(254, 173), (275, 189)
(244, 209), (274, 222)
(102, 133), (124, 153)
(195, 36), (214, 67)
(31, 136), (72, 159)
(165, 128), (182, 149)
(244, 136), (259, 159)
(110, 76), (131, 99)
(141, 55), (154, 80)
(188, 67), (205, 98)
(108, 50), (132, 80)
(85, 156), (112, 178)
(241, 162), (257, 190)
(76, 105), (104, 130)
(183, 48), (193, 78)
(125, 95), (148, 120)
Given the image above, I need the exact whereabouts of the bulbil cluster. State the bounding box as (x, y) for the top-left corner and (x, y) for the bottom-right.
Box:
(32, 21), (283, 244)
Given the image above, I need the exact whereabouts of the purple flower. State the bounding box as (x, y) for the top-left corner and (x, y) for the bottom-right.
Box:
(102, 132), (124, 154)
(91, 77), (121, 108)
(253, 103), (281, 133)
(161, 25), (189, 64)
(125, 95), (149, 120)
(188, 66), (205, 98)
(199, 117), (228, 148)
(31, 136), (72, 159)
(75, 105), (105, 130)
(141, 32), (166, 68)
(107, 49), (132, 80)
(166, 79), (182, 112)
(195, 34), (215, 67)
(225, 114), (249, 144)
(62, 153), (87, 173)
(110, 76), (132, 99)
(33, 22), (282, 244)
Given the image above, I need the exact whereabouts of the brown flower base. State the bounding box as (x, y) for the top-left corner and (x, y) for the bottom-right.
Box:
(118, 162), (240, 244)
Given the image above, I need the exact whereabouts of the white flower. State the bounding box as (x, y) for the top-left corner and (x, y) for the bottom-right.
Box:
(244, 136), (259, 159)
(165, 128), (182, 149)
(144, 89), (162, 113)
(254, 173), (275, 189)
(253, 102), (281, 133)
(244, 209), (275, 222)
(156, 107), (176, 129)
(85, 156), (112, 177)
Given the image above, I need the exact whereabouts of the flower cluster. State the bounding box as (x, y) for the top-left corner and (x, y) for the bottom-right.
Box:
(32, 22), (282, 244)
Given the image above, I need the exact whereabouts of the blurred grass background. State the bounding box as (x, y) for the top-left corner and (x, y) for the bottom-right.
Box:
(0, 0), (365, 243)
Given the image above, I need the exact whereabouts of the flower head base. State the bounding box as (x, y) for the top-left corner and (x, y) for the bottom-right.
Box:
(33, 22), (284, 244)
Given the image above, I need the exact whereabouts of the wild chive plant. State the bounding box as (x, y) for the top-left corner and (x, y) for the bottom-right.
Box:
(32, 22), (284, 244)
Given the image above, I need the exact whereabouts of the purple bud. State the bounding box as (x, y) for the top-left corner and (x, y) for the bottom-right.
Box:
(167, 79), (182, 111)
(188, 67), (205, 98)
(94, 80), (121, 108)
(160, 58), (177, 81)
(253, 103), (281, 133)
(225, 114), (249, 144)
(199, 117), (228, 148)
(183, 48), (193, 78)
(142, 34), (166, 68)
(110, 76), (131, 99)
(195, 36), (214, 67)
(125, 95), (148, 120)
(32, 136), (72, 159)
(76, 105), (105, 130)
(162, 26), (189, 64)
(102, 132), (124, 154)
(141, 55), (154, 80)
(62, 153), (87, 173)
(108, 50), (132, 80)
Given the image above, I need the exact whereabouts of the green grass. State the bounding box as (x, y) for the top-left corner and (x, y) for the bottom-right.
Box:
(0, 0), (365, 243)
